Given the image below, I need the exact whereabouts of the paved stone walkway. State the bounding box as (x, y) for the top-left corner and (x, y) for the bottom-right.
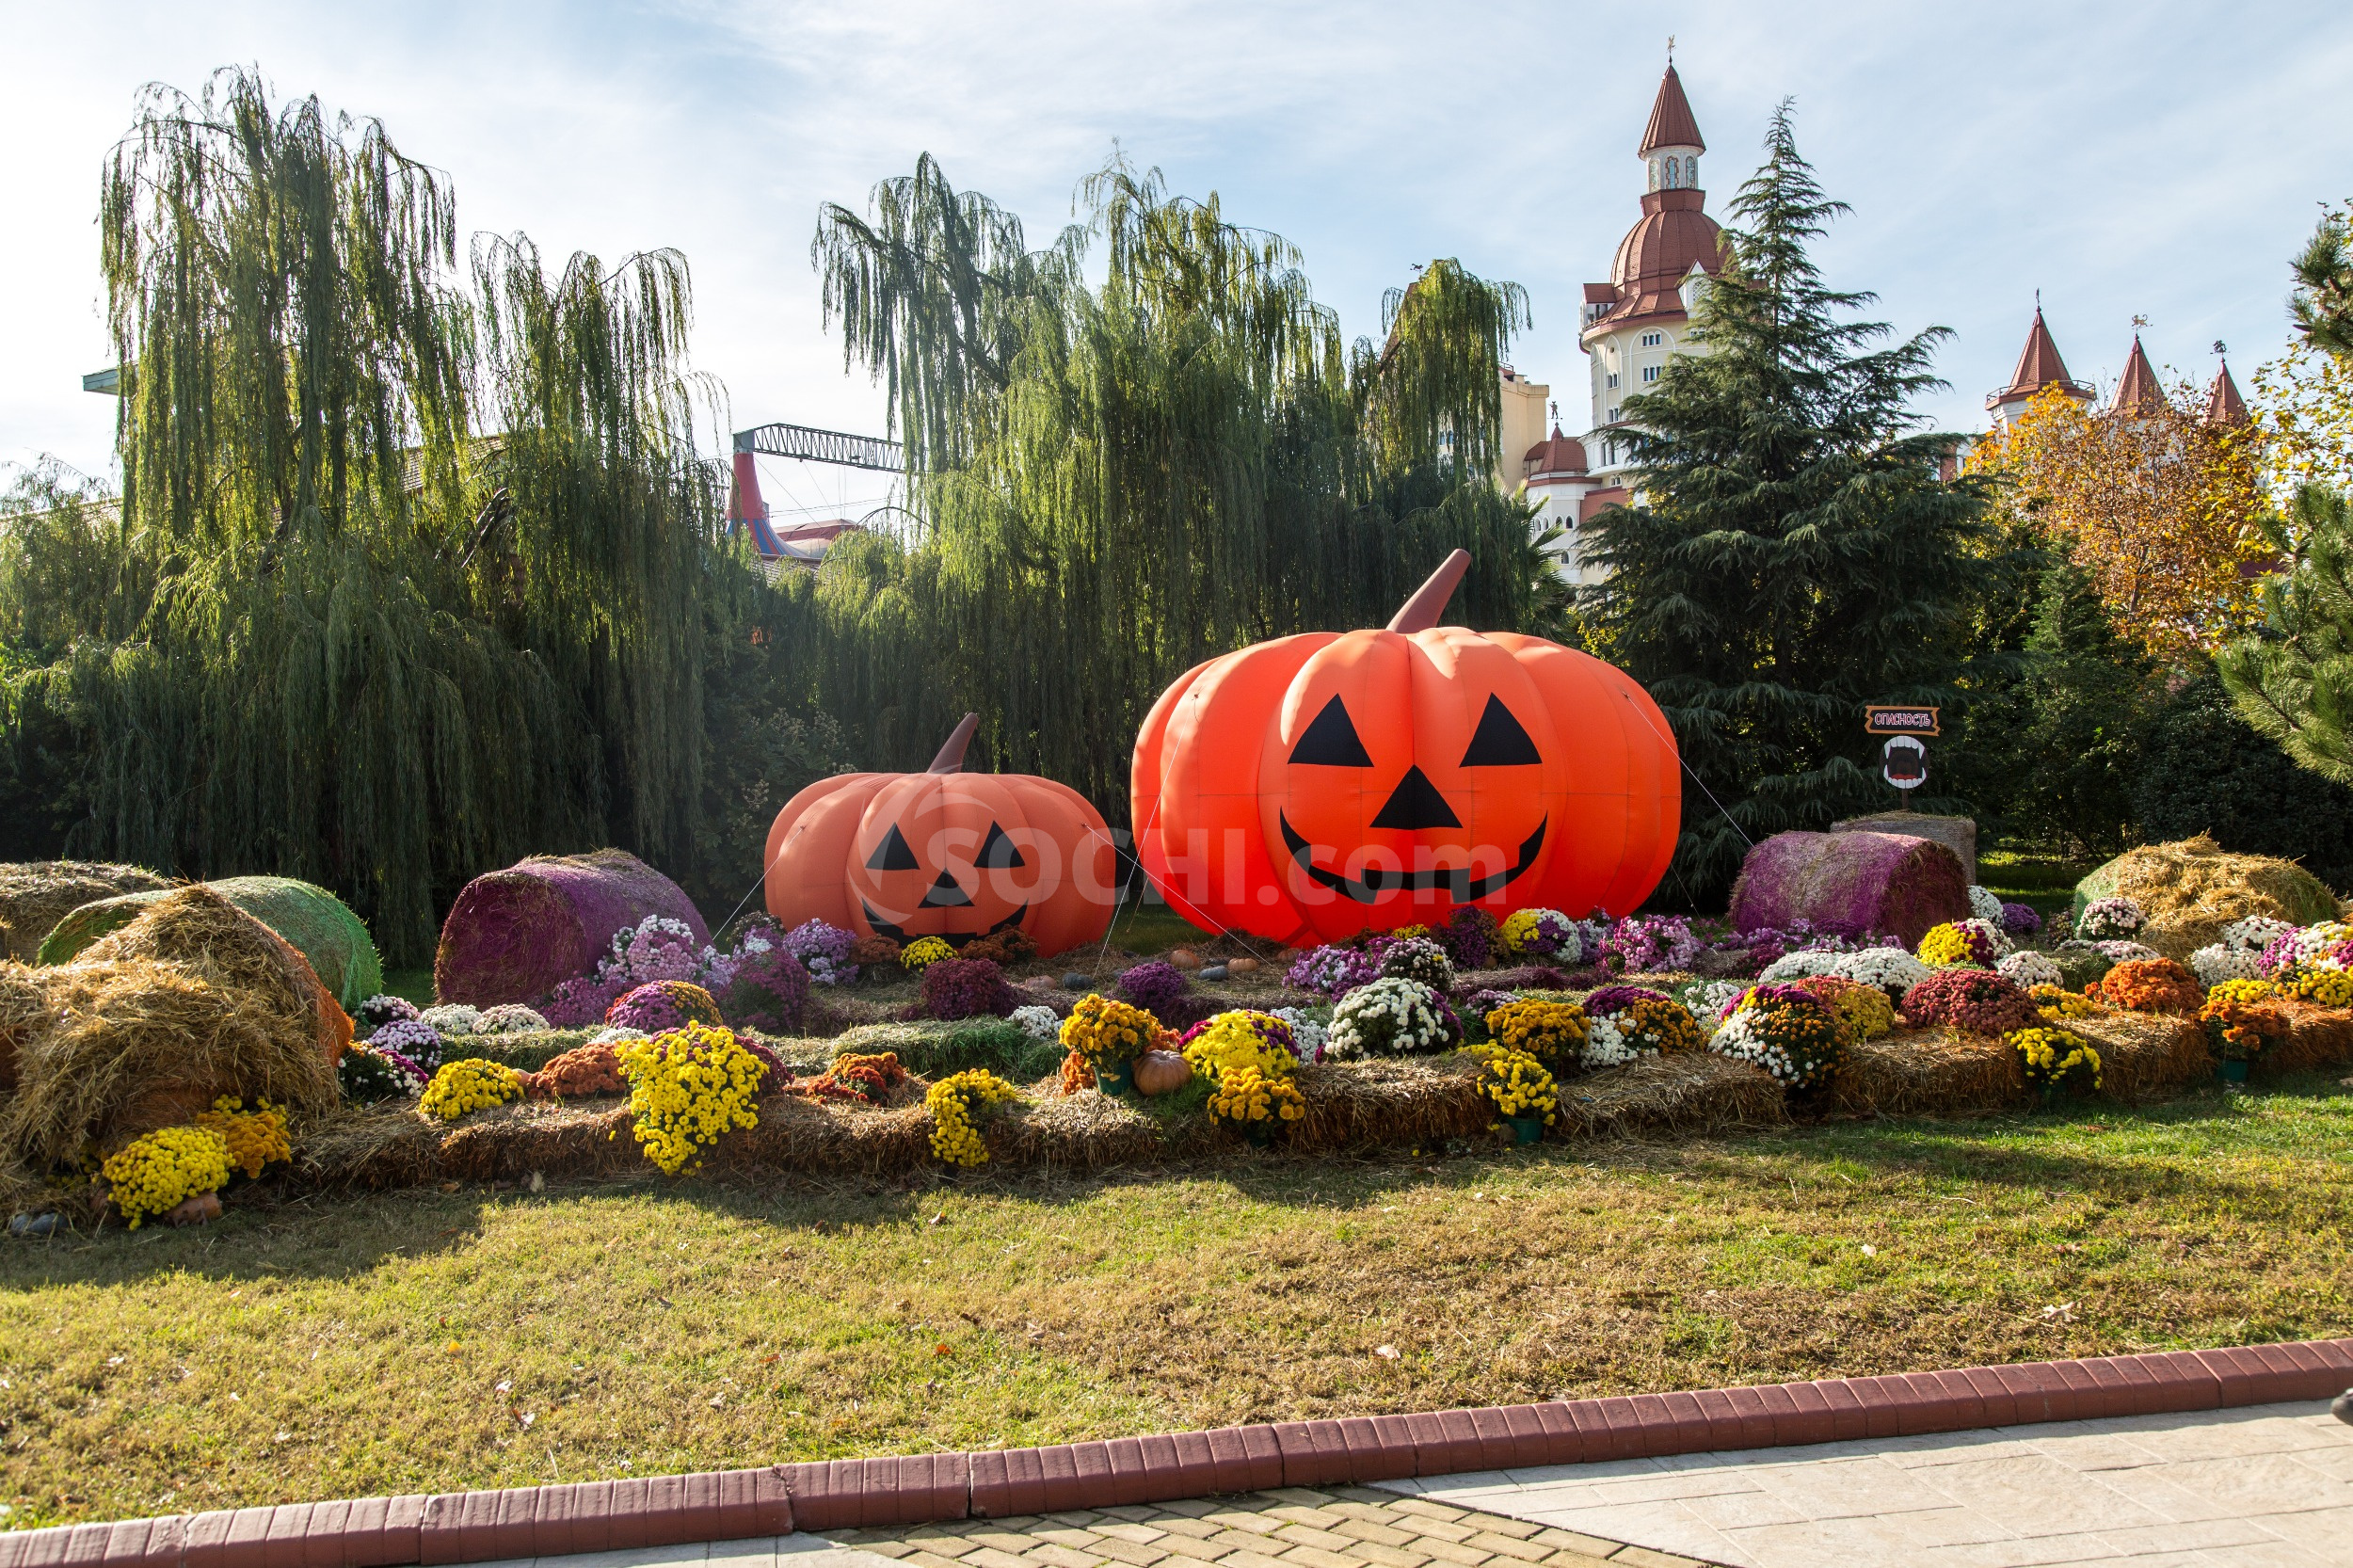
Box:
(1383, 1400), (2353, 1567)
(459, 1486), (1704, 1568)
(453, 1400), (2353, 1568)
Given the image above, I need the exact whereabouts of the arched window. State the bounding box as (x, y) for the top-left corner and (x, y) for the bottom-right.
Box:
(1666, 157), (1680, 187)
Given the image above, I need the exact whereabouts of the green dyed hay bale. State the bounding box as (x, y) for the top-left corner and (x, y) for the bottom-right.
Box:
(2071, 835), (2339, 960)
(39, 875), (382, 1012)
(0, 862), (170, 962)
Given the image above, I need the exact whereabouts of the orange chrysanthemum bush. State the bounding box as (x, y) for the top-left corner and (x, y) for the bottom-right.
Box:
(2087, 958), (2204, 1015)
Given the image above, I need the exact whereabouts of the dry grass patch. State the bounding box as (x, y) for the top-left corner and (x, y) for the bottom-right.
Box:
(0, 1073), (2347, 1529)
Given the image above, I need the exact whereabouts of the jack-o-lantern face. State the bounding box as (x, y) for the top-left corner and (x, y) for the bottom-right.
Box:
(1131, 551), (1680, 947)
(765, 715), (1117, 956)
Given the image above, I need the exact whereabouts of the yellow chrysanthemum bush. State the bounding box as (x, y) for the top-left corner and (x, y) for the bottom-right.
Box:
(2006, 1026), (2103, 1096)
(616, 1023), (769, 1175)
(2282, 966), (2353, 1007)
(900, 936), (955, 972)
(421, 1057), (523, 1121)
(101, 1126), (232, 1229)
(1481, 997), (1589, 1072)
(2029, 983), (2104, 1023)
(1180, 1011), (1299, 1083)
(1469, 1045), (1559, 1126)
(195, 1096), (292, 1179)
(1058, 994), (1167, 1067)
(1917, 921), (1997, 968)
(927, 1068), (1022, 1166)
(1205, 1065), (1305, 1131)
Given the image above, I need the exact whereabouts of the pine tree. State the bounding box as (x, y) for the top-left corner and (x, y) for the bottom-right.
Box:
(2218, 484), (2353, 784)
(1580, 104), (2005, 899)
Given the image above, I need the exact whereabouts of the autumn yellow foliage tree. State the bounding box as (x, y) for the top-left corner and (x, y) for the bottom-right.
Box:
(1970, 381), (2270, 660)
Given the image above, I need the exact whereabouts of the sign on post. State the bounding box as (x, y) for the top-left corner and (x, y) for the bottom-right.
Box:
(1882, 735), (1928, 791)
(1865, 705), (1941, 737)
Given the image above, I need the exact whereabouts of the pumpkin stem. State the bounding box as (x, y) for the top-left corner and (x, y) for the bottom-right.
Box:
(1386, 549), (1471, 633)
(928, 712), (981, 773)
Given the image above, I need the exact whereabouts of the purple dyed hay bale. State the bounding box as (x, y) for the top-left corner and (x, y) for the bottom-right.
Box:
(434, 849), (707, 1006)
(1727, 831), (1970, 950)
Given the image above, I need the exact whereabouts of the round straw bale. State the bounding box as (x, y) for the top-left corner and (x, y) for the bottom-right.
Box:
(0, 886), (350, 1169)
(0, 861), (169, 962)
(434, 850), (707, 1006)
(1727, 830), (1971, 948)
(39, 875), (382, 1011)
(2071, 836), (2339, 961)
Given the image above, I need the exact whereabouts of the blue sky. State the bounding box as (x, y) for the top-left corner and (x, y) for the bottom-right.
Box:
(8, 1), (2350, 521)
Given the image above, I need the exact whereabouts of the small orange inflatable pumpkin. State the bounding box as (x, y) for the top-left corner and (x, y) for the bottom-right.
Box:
(1130, 552), (1679, 946)
(764, 715), (1117, 957)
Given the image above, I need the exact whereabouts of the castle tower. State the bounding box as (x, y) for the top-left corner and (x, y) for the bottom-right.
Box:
(1986, 306), (2095, 430)
(2203, 357), (2248, 425)
(1577, 62), (1728, 488)
(2110, 334), (2165, 416)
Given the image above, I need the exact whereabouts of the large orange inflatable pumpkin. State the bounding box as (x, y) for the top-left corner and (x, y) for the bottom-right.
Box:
(764, 714), (1117, 956)
(1130, 551), (1679, 946)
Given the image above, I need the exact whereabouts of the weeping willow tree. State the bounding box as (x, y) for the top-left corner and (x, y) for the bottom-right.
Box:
(0, 70), (770, 961)
(798, 154), (1554, 807)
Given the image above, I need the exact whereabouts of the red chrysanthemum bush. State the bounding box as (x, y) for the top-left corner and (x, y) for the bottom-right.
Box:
(1898, 968), (2041, 1034)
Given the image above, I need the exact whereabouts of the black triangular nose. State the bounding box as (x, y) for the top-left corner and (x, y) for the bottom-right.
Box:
(1370, 765), (1462, 830)
(919, 870), (972, 907)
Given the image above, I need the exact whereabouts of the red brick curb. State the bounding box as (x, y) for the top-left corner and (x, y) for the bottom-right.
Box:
(12, 1339), (2350, 1567)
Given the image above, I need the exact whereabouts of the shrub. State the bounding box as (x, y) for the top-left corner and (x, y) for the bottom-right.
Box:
(920, 956), (1016, 1021)
(1709, 992), (1845, 1091)
(340, 1045), (425, 1102)
(1498, 908), (1577, 962)
(1327, 978), (1456, 1059)
(367, 1017), (444, 1072)
(1792, 974), (1895, 1043)
(2075, 897), (2147, 941)
(1377, 936), (1455, 991)
(1917, 920), (1999, 968)
(605, 980), (724, 1033)
(1899, 968), (2041, 1033)
(2088, 957), (2204, 1014)
(616, 1022), (768, 1174)
(726, 944), (813, 1032)
(2009, 1027), (2102, 1094)
(355, 994), (418, 1032)
(1285, 944), (1378, 996)
(2133, 671), (2353, 891)
(1114, 960), (1188, 1015)
(1480, 996), (1589, 1071)
(1059, 995), (1167, 1065)
(1435, 906), (1498, 969)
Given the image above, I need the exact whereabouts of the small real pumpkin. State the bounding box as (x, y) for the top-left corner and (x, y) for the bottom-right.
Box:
(1129, 1049), (1193, 1096)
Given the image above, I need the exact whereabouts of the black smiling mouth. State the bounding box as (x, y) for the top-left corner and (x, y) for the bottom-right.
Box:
(1278, 814), (1546, 904)
(861, 901), (1028, 947)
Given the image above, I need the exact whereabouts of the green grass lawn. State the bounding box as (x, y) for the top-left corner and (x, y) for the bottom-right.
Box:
(4, 1072), (2349, 1528)
(1977, 851), (2095, 920)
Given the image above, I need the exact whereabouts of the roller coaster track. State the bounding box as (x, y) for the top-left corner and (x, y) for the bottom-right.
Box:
(731, 422), (903, 472)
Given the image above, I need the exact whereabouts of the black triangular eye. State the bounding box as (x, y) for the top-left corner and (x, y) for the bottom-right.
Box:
(976, 823), (1026, 869)
(866, 823), (920, 870)
(919, 870), (971, 908)
(1289, 695), (1373, 766)
(1461, 696), (1542, 766)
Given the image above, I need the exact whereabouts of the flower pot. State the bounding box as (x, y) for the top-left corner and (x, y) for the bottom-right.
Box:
(1507, 1116), (1545, 1144)
(2217, 1059), (2250, 1084)
(1095, 1060), (1134, 1096)
(1239, 1120), (1276, 1148)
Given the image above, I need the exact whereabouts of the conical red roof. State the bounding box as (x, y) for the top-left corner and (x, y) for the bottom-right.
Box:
(2111, 336), (2165, 415)
(1639, 65), (1705, 154)
(1998, 309), (2075, 400)
(2203, 360), (2248, 424)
